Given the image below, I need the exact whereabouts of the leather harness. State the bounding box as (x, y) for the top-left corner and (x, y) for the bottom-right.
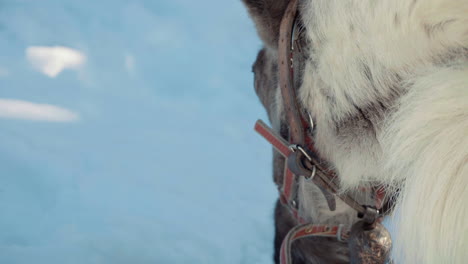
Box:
(253, 0), (392, 263)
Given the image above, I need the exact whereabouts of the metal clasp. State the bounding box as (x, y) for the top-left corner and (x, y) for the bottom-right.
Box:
(288, 144), (316, 181)
(358, 206), (380, 226)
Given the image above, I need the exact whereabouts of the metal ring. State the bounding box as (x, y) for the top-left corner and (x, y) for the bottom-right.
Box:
(296, 145), (312, 162)
(305, 165), (316, 181)
(308, 113), (314, 131)
(302, 165), (316, 181)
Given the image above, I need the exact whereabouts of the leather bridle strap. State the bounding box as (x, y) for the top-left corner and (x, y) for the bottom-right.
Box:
(277, 0), (342, 212)
(278, 0), (304, 146)
(277, 0), (338, 213)
(279, 224), (350, 264)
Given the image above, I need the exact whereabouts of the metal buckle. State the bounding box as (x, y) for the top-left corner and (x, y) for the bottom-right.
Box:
(358, 206), (380, 225)
(288, 144), (316, 181)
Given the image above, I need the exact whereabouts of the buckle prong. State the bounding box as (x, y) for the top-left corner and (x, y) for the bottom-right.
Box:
(289, 144), (312, 161)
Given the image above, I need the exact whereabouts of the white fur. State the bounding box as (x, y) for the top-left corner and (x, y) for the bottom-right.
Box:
(380, 66), (468, 263)
(294, 0), (468, 262)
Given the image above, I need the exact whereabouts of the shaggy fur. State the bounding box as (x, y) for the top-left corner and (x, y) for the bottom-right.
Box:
(243, 0), (468, 263)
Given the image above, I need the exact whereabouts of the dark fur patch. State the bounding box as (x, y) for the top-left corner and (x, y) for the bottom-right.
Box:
(362, 63), (374, 84)
(253, 48), (278, 122)
(424, 19), (456, 38)
(335, 61), (404, 139)
(394, 13), (400, 26)
(435, 47), (468, 65)
(242, 0), (289, 49)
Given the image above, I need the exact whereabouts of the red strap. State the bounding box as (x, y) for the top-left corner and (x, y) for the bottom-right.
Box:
(254, 120), (291, 157)
(255, 120), (295, 201)
(255, 120), (300, 219)
(375, 186), (386, 209)
(282, 162), (295, 205)
(280, 224), (349, 264)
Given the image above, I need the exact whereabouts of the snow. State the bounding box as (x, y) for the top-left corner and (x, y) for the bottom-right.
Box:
(26, 46), (86, 78)
(0, 1), (277, 263)
(0, 99), (79, 121)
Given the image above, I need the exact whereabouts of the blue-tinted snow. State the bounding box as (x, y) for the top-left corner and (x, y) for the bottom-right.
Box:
(0, 1), (278, 263)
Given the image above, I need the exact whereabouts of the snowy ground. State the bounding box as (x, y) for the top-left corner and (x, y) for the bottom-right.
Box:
(0, 1), (278, 263)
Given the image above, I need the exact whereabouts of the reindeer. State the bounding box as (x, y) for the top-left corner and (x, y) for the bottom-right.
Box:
(242, 0), (468, 263)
